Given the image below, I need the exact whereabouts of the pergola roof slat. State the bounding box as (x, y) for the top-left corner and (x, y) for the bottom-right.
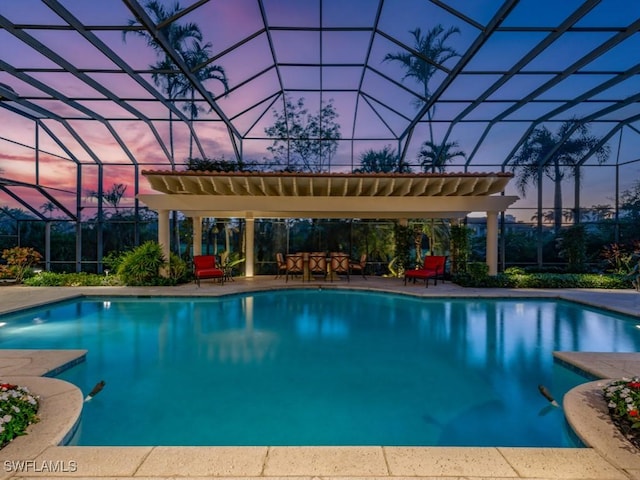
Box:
(141, 171), (514, 199)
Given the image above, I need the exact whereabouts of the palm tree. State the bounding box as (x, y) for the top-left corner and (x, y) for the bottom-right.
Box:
(530, 210), (555, 225)
(354, 145), (411, 173)
(418, 140), (466, 173)
(181, 41), (229, 158)
(384, 25), (460, 143)
(123, 0), (204, 163)
(40, 201), (57, 217)
(124, 1), (218, 255)
(510, 120), (610, 234)
(87, 183), (127, 216)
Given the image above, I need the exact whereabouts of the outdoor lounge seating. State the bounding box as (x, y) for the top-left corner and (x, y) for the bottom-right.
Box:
(404, 255), (447, 287)
(193, 254), (224, 287)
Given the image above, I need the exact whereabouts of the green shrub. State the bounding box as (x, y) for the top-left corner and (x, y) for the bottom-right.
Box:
(23, 272), (121, 287)
(504, 266), (525, 275)
(454, 270), (632, 289)
(557, 225), (588, 272)
(523, 265), (566, 274)
(117, 241), (170, 286)
(102, 250), (125, 272)
(168, 252), (189, 282)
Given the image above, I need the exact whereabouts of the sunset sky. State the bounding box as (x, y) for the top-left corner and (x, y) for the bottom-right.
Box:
(1, 0), (640, 221)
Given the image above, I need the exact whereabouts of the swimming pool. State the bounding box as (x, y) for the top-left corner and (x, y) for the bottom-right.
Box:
(1, 290), (639, 447)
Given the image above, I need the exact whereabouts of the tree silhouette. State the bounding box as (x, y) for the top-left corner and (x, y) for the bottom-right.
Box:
(418, 139), (466, 173)
(265, 96), (341, 172)
(181, 41), (229, 158)
(510, 120), (609, 233)
(40, 201), (57, 217)
(124, 1), (227, 254)
(87, 183), (127, 216)
(124, 0), (218, 162)
(384, 25), (460, 143)
(354, 146), (411, 173)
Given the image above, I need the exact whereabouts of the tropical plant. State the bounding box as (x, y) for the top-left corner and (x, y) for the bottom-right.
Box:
(124, 1), (225, 255)
(620, 179), (640, 235)
(510, 120), (610, 234)
(450, 224), (471, 274)
(39, 201), (57, 217)
(602, 377), (640, 450)
(354, 145), (411, 173)
(116, 241), (167, 286)
(601, 241), (640, 274)
(417, 139), (466, 173)
(384, 25), (460, 143)
(0, 246), (42, 283)
(181, 40), (229, 158)
(23, 271), (122, 287)
(87, 183), (128, 215)
(265, 96), (341, 172)
(392, 222), (414, 276)
(124, 0), (212, 161)
(0, 382), (39, 449)
(556, 224), (587, 272)
(168, 251), (189, 282)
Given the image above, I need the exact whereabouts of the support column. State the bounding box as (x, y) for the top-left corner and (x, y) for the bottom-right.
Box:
(486, 211), (498, 276)
(158, 209), (170, 277)
(245, 215), (255, 278)
(192, 216), (202, 256)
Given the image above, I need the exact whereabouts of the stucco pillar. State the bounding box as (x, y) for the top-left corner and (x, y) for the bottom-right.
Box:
(486, 210), (498, 276)
(245, 215), (255, 278)
(192, 216), (202, 256)
(157, 209), (170, 277)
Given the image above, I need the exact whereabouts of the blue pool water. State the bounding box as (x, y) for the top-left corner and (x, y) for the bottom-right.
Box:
(1, 290), (639, 447)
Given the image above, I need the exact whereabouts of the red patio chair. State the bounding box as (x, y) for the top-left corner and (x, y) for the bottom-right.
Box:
(404, 255), (447, 288)
(193, 255), (224, 287)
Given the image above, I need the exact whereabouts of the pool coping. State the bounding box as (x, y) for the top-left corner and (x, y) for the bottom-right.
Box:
(1, 281), (639, 479)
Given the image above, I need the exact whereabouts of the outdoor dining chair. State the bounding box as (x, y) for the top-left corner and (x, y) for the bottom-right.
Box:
(329, 252), (350, 282)
(285, 253), (304, 282)
(349, 253), (367, 279)
(275, 252), (287, 278)
(308, 252), (328, 280)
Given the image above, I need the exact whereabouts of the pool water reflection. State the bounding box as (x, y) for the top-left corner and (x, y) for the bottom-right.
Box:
(1, 290), (638, 447)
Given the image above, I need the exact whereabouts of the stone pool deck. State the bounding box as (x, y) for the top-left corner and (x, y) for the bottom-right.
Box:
(0, 278), (639, 479)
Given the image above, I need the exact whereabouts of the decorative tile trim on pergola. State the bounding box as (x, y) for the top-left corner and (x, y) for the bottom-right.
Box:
(139, 171), (519, 276)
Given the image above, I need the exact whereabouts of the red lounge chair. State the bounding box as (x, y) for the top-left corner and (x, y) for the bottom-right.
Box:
(404, 255), (447, 287)
(193, 255), (224, 286)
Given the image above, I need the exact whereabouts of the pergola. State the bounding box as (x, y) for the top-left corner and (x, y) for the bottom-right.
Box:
(140, 171), (518, 276)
